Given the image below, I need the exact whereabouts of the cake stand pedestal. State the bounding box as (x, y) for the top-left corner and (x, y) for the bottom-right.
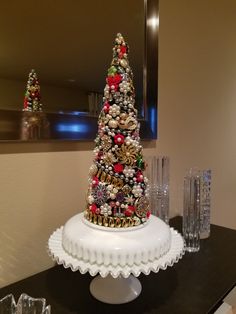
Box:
(48, 213), (185, 304)
(90, 274), (141, 304)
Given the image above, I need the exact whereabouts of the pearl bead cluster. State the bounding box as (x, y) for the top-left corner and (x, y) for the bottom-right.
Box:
(119, 81), (131, 94)
(109, 104), (120, 117)
(123, 166), (135, 178)
(100, 203), (112, 217)
(132, 185), (143, 198)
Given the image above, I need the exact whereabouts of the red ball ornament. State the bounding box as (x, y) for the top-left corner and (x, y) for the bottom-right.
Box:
(128, 205), (135, 212)
(146, 210), (151, 218)
(120, 46), (127, 54)
(92, 176), (99, 187)
(114, 163), (124, 173)
(95, 151), (103, 161)
(114, 134), (124, 145)
(90, 204), (97, 214)
(136, 171), (144, 183)
(103, 102), (110, 113)
(23, 97), (28, 108)
(106, 74), (122, 91)
(124, 208), (133, 217)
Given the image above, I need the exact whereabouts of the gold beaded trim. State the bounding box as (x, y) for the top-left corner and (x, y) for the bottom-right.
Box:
(95, 168), (124, 189)
(84, 210), (139, 228)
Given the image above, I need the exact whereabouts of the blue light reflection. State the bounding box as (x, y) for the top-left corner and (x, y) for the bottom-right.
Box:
(58, 111), (89, 116)
(56, 123), (88, 133)
(149, 106), (157, 137)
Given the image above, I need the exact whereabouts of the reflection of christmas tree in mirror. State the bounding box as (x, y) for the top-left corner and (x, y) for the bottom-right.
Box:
(21, 69), (50, 140)
(84, 33), (150, 228)
(23, 69), (43, 112)
(21, 111), (50, 140)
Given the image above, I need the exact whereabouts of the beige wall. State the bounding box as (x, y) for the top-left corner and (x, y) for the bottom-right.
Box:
(0, 143), (93, 287)
(157, 0), (236, 229)
(0, 0), (236, 288)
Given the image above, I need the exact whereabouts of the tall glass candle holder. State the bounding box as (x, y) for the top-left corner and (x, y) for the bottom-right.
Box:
(183, 171), (201, 252)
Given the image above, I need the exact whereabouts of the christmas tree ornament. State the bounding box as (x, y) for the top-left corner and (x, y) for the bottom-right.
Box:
(84, 33), (150, 228)
(23, 69), (43, 112)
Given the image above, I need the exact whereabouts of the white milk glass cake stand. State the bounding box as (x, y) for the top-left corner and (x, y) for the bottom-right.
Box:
(48, 213), (184, 304)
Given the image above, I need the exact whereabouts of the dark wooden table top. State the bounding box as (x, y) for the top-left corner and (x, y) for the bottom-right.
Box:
(0, 216), (236, 314)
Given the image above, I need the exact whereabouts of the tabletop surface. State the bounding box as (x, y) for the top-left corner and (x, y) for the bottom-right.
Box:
(0, 216), (236, 314)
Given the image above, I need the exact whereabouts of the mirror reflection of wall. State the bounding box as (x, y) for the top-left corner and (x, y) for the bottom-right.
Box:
(0, 0), (144, 116)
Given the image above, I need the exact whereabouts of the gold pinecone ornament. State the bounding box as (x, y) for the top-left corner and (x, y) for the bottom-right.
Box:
(84, 33), (150, 228)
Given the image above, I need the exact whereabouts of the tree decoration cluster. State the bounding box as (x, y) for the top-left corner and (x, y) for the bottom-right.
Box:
(84, 33), (150, 228)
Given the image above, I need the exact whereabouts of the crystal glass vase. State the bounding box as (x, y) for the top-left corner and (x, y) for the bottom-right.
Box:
(145, 156), (170, 224)
(145, 156), (157, 217)
(0, 294), (51, 314)
(156, 156), (170, 224)
(200, 169), (211, 239)
(182, 170), (201, 252)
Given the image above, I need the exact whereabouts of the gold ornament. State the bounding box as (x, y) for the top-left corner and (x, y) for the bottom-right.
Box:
(89, 164), (98, 177)
(122, 184), (132, 194)
(101, 135), (112, 151)
(120, 113), (128, 120)
(116, 144), (137, 165)
(120, 59), (128, 68)
(86, 212), (137, 228)
(103, 152), (117, 165)
(119, 116), (137, 130)
(96, 169), (124, 188)
(108, 119), (118, 129)
(135, 196), (149, 218)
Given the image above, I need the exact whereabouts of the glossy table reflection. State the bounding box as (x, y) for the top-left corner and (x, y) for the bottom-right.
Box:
(0, 217), (236, 314)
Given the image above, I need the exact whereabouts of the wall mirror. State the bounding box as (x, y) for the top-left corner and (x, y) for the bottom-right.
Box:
(0, 0), (158, 141)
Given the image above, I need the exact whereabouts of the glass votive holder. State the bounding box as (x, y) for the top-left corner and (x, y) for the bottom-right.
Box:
(182, 171), (201, 252)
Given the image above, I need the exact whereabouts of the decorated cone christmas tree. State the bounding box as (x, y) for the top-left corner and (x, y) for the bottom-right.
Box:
(23, 69), (43, 112)
(84, 33), (150, 228)
(21, 69), (49, 140)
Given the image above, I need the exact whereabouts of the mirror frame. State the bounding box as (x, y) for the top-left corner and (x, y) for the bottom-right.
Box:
(0, 0), (158, 142)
